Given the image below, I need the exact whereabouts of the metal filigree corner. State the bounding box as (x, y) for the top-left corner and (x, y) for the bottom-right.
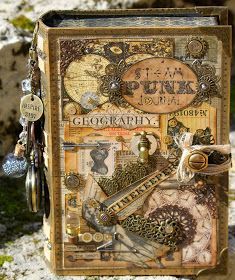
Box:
(99, 60), (128, 107)
(191, 60), (221, 106)
(196, 247), (228, 277)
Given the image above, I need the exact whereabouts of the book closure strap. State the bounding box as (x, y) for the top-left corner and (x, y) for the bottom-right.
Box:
(175, 132), (231, 183)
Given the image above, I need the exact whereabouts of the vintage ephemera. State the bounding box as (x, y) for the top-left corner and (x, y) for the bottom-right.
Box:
(37, 8), (231, 276)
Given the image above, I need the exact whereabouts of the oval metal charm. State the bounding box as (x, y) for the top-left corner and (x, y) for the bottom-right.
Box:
(122, 57), (198, 114)
(20, 94), (43, 122)
(25, 164), (41, 212)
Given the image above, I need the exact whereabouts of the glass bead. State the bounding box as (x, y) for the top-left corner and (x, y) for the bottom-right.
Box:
(21, 79), (31, 92)
(19, 131), (27, 145)
(19, 131), (27, 140)
(19, 116), (28, 127)
(2, 153), (28, 178)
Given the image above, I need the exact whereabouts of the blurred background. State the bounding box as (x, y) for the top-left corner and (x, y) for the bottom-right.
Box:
(0, 1), (234, 280)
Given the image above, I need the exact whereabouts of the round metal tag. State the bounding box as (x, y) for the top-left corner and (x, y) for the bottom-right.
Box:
(20, 94), (43, 122)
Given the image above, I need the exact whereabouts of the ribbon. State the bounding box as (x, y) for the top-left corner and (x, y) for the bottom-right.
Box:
(175, 132), (231, 183)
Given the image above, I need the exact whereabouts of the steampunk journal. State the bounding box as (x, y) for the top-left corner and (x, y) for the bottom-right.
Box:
(9, 7), (232, 277)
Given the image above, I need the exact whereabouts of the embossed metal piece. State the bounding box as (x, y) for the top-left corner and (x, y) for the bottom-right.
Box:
(163, 135), (174, 145)
(100, 60), (127, 107)
(191, 60), (221, 106)
(20, 94), (44, 122)
(98, 156), (158, 196)
(186, 37), (208, 58)
(64, 172), (84, 191)
(96, 208), (117, 226)
(186, 150), (208, 172)
(121, 215), (182, 250)
(104, 160), (179, 220)
(93, 232), (104, 243)
(148, 205), (197, 247)
(81, 232), (93, 243)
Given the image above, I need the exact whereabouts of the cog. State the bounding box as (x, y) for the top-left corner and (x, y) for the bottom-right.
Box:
(148, 204), (197, 247)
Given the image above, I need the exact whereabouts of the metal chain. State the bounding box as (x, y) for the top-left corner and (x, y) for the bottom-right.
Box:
(28, 21), (40, 97)
(120, 214), (183, 250)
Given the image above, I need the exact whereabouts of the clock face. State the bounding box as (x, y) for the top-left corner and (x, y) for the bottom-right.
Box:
(63, 54), (110, 108)
(80, 91), (100, 110)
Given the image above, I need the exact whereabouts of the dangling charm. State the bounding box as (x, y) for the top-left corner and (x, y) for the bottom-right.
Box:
(2, 142), (28, 178)
(2, 22), (45, 214)
(25, 149), (42, 213)
(20, 93), (43, 122)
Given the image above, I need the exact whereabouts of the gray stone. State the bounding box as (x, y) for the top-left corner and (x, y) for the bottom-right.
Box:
(0, 230), (185, 280)
(22, 222), (42, 232)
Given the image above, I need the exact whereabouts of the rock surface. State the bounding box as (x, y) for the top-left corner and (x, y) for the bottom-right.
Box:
(0, 226), (234, 280)
(0, 230), (189, 280)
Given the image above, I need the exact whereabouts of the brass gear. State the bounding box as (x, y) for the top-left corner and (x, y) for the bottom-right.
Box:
(148, 204), (197, 247)
(64, 172), (84, 191)
(186, 37), (208, 59)
(96, 208), (117, 226)
(168, 118), (178, 128)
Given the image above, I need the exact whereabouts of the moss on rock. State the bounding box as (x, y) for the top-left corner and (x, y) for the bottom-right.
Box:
(10, 15), (35, 32)
(0, 255), (13, 267)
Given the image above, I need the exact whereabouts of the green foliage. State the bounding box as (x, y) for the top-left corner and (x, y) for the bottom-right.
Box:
(0, 255), (13, 267)
(0, 177), (42, 246)
(0, 274), (7, 280)
(10, 15), (35, 32)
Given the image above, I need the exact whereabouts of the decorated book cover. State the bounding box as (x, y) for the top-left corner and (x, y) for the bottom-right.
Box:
(33, 7), (232, 276)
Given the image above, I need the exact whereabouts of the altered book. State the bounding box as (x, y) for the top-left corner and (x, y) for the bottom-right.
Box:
(37, 7), (232, 276)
